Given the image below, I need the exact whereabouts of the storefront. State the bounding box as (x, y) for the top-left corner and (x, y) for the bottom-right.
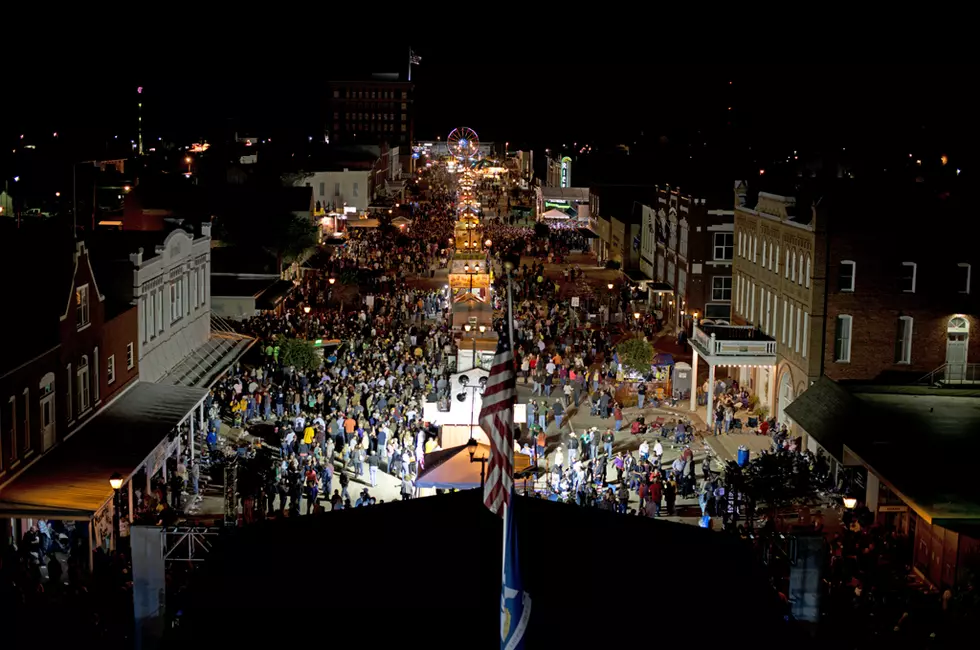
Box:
(0, 382), (207, 571)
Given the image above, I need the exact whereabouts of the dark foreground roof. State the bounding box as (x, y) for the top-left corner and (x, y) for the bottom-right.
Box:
(175, 490), (794, 649)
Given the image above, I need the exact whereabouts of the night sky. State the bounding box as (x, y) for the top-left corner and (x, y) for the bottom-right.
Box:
(2, 60), (974, 179)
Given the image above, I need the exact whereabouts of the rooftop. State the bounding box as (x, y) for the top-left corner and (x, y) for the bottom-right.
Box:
(786, 378), (980, 525)
(0, 382), (207, 518)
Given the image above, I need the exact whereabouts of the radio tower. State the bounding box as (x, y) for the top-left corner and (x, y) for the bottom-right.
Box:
(137, 85), (144, 156)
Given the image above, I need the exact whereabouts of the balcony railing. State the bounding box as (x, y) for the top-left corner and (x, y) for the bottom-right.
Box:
(692, 324), (777, 357)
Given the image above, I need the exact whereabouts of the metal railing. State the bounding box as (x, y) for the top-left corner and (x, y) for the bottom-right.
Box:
(692, 326), (778, 357)
(163, 526), (221, 563)
(917, 363), (980, 386)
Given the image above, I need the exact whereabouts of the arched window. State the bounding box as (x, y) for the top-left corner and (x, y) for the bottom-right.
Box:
(762, 240), (767, 266)
(804, 255), (811, 288)
(790, 251), (796, 282)
(785, 249), (790, 278)
(797, 252), (804, 285)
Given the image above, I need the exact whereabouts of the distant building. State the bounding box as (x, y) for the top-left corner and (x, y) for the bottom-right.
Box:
(639, 184), (734, 331)
(544, 155), (572, 188)
(327, 75), (414, 146)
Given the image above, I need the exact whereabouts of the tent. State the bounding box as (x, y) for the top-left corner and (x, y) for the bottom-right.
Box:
(346, 218), (380, 228)
(653, 352), (674, 366)
(391, 216), (413, 227)
(416, 442), (531, 489)
(540, 208), (570, 219)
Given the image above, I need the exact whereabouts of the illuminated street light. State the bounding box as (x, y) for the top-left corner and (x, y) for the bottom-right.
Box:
(109, 473), (124, 490)
(303, 305), (311, 314)
(328, 277), (336, 285)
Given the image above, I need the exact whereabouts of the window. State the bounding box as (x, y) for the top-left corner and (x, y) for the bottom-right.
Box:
(738, 232), (744, 257)
(765, 291), (772, 334)
(802, 312), (809, 358)
(788, 303), (795, 351)
(896, 316), (914, 364)
(353, 182), (360, 198)
(782, 298), (788, 344)
(127, 343), (135, 369)
(712, 276), (732, 302)
(76, 284), (90, 329)
(334, 182), (340, 196)
(191, 268), (198, 310)
(761, 240), (767, 265)
(790, 252), (797, 282)
(107, 354), (116, 384)
(170, 282), (177, 323)
(66, 364), (72, 421)
(775, 244), (780, 274)
(797, 253), (804, 285)
(753, 236), (758, 263)
(785, 250), (790, 278)
(900, 262), (917, 293)
(21, 388), (29, 455)
(713, 233), (733, 261)
(750, 281), (755, 321)
(7, 395), (16, 464)
(93, 347), (99, 403)
(834, 315), (853, 362)
(141, 295), (149, 343)
(77, 356), (91, 413)
(319, 182), (325, 197)
(768, 242), (775, 270)
(155, 287), (163, 333)
(839, 261), (856, 292)
(795, 307), (802, 353)
(679, 224), (689, 257)
(804, 255), (811, 288)
(958, 263), (971, 294)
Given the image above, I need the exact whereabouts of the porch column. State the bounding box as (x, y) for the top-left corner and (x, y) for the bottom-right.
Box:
(705, 363), (716, 429)
(189, 416), (195, 460)
(866, 473), (880, 514)
(146, 465), (152, 495)
(769, 364), (778, 417)
(128, 480), (134, 520)
(88, 520), (95, 573)
(690, 348), (699, 412)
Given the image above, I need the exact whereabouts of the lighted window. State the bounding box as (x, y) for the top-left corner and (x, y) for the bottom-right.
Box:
(900, 262), (917, 293)
(896, 316), (913, 364)
(77, 355), (91, 412)
(107, 354), (116, 384)
(839, 261), (856, 292)
(76, 283), (90, 329)
(835, 315), (853, 363)
(127, 343), (135, 369)
(958, 263), (971, 294)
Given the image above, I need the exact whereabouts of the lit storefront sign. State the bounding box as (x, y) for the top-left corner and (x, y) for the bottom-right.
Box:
(560, 156), (571, 188)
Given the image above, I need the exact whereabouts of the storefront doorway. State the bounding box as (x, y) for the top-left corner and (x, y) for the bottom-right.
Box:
(946, 316), (969, 381)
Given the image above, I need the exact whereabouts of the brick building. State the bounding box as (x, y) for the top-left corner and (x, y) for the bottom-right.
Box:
(731, 178), (979, 441)
(327, 75), (414, 147)
(640, 184), (734, 331)
(1, 233), (140, 539)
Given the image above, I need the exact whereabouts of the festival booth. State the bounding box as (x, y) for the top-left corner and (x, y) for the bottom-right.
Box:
(616, 351), (675, 406)
(416, 442), (531, 493)
(391, 215), (413, 230)
(422, 370), (526, 449)
(345, 217), (380, 229)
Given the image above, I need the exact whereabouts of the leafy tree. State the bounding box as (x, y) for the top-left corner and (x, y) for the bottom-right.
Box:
(739, 451), (818, 521)
(265, 212), (319, 273)
(279, 338), (319, 371)
(615, 336), (654, 375)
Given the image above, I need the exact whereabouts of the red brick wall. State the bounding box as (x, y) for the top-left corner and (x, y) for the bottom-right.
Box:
(101, 305), (139, 403)
(821, 226), (980, 381)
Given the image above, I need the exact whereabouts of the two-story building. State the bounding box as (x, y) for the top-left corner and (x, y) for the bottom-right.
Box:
(90, 222), (255, 387)
(640, 184), (735, 331)
(731, 177), (980, 439)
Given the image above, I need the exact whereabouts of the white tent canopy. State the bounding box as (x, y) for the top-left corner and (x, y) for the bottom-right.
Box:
(541, 209), (571, 219)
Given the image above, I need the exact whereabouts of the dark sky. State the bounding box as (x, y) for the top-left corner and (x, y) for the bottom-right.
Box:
(2, 60), (974, 175)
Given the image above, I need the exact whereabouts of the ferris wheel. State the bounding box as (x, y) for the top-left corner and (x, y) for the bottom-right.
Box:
(447, 127), (479, 159)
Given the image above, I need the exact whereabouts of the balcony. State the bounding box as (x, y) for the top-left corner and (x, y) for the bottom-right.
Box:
(690, 323), (777, 365)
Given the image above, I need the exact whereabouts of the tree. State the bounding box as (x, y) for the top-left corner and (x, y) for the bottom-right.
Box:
(740, 451), (818, 521)
(615, 336), (654, 375)
(264, 212), (319, 273)
(279, 338), (319, 371)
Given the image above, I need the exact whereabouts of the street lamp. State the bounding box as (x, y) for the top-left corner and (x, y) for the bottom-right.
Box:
(328, 277), (336, 285)
(109, 472), (123, 549)
(303, 305), (311, 314)
(466, 436), (489, 489)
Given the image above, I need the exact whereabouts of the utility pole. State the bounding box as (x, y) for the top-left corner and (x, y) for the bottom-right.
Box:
(137, 85), (144, 156)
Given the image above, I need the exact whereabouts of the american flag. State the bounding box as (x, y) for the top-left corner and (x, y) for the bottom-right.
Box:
(479, 316), (517, 516)
(410, 50), (421, 65)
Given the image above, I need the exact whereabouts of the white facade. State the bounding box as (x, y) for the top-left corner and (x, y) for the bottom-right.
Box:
(297, 170), (372, 213)
(129, 227), (212, 383)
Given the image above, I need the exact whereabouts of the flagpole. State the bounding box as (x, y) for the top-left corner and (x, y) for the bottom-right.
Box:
(408, 46), (412, 81)
(501, 267), (517, 631)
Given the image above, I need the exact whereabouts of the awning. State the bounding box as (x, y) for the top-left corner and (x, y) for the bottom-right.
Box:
(417, 443), (531, 490)
(255, 279), (295, 310)
(0, 382), (208, 519)
(577, 228), (599, 239)
(647, 282), (674, 293)
(623, 268), (652, 283)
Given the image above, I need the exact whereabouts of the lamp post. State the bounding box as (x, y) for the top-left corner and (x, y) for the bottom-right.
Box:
(109, 472), (123, 550)
(466, 436), (488, 490)
(633, 311), (641, 331)
(607, 283), (615, 322)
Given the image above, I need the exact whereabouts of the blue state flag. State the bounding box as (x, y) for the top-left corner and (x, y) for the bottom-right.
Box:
(500, 493), (531, 650)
